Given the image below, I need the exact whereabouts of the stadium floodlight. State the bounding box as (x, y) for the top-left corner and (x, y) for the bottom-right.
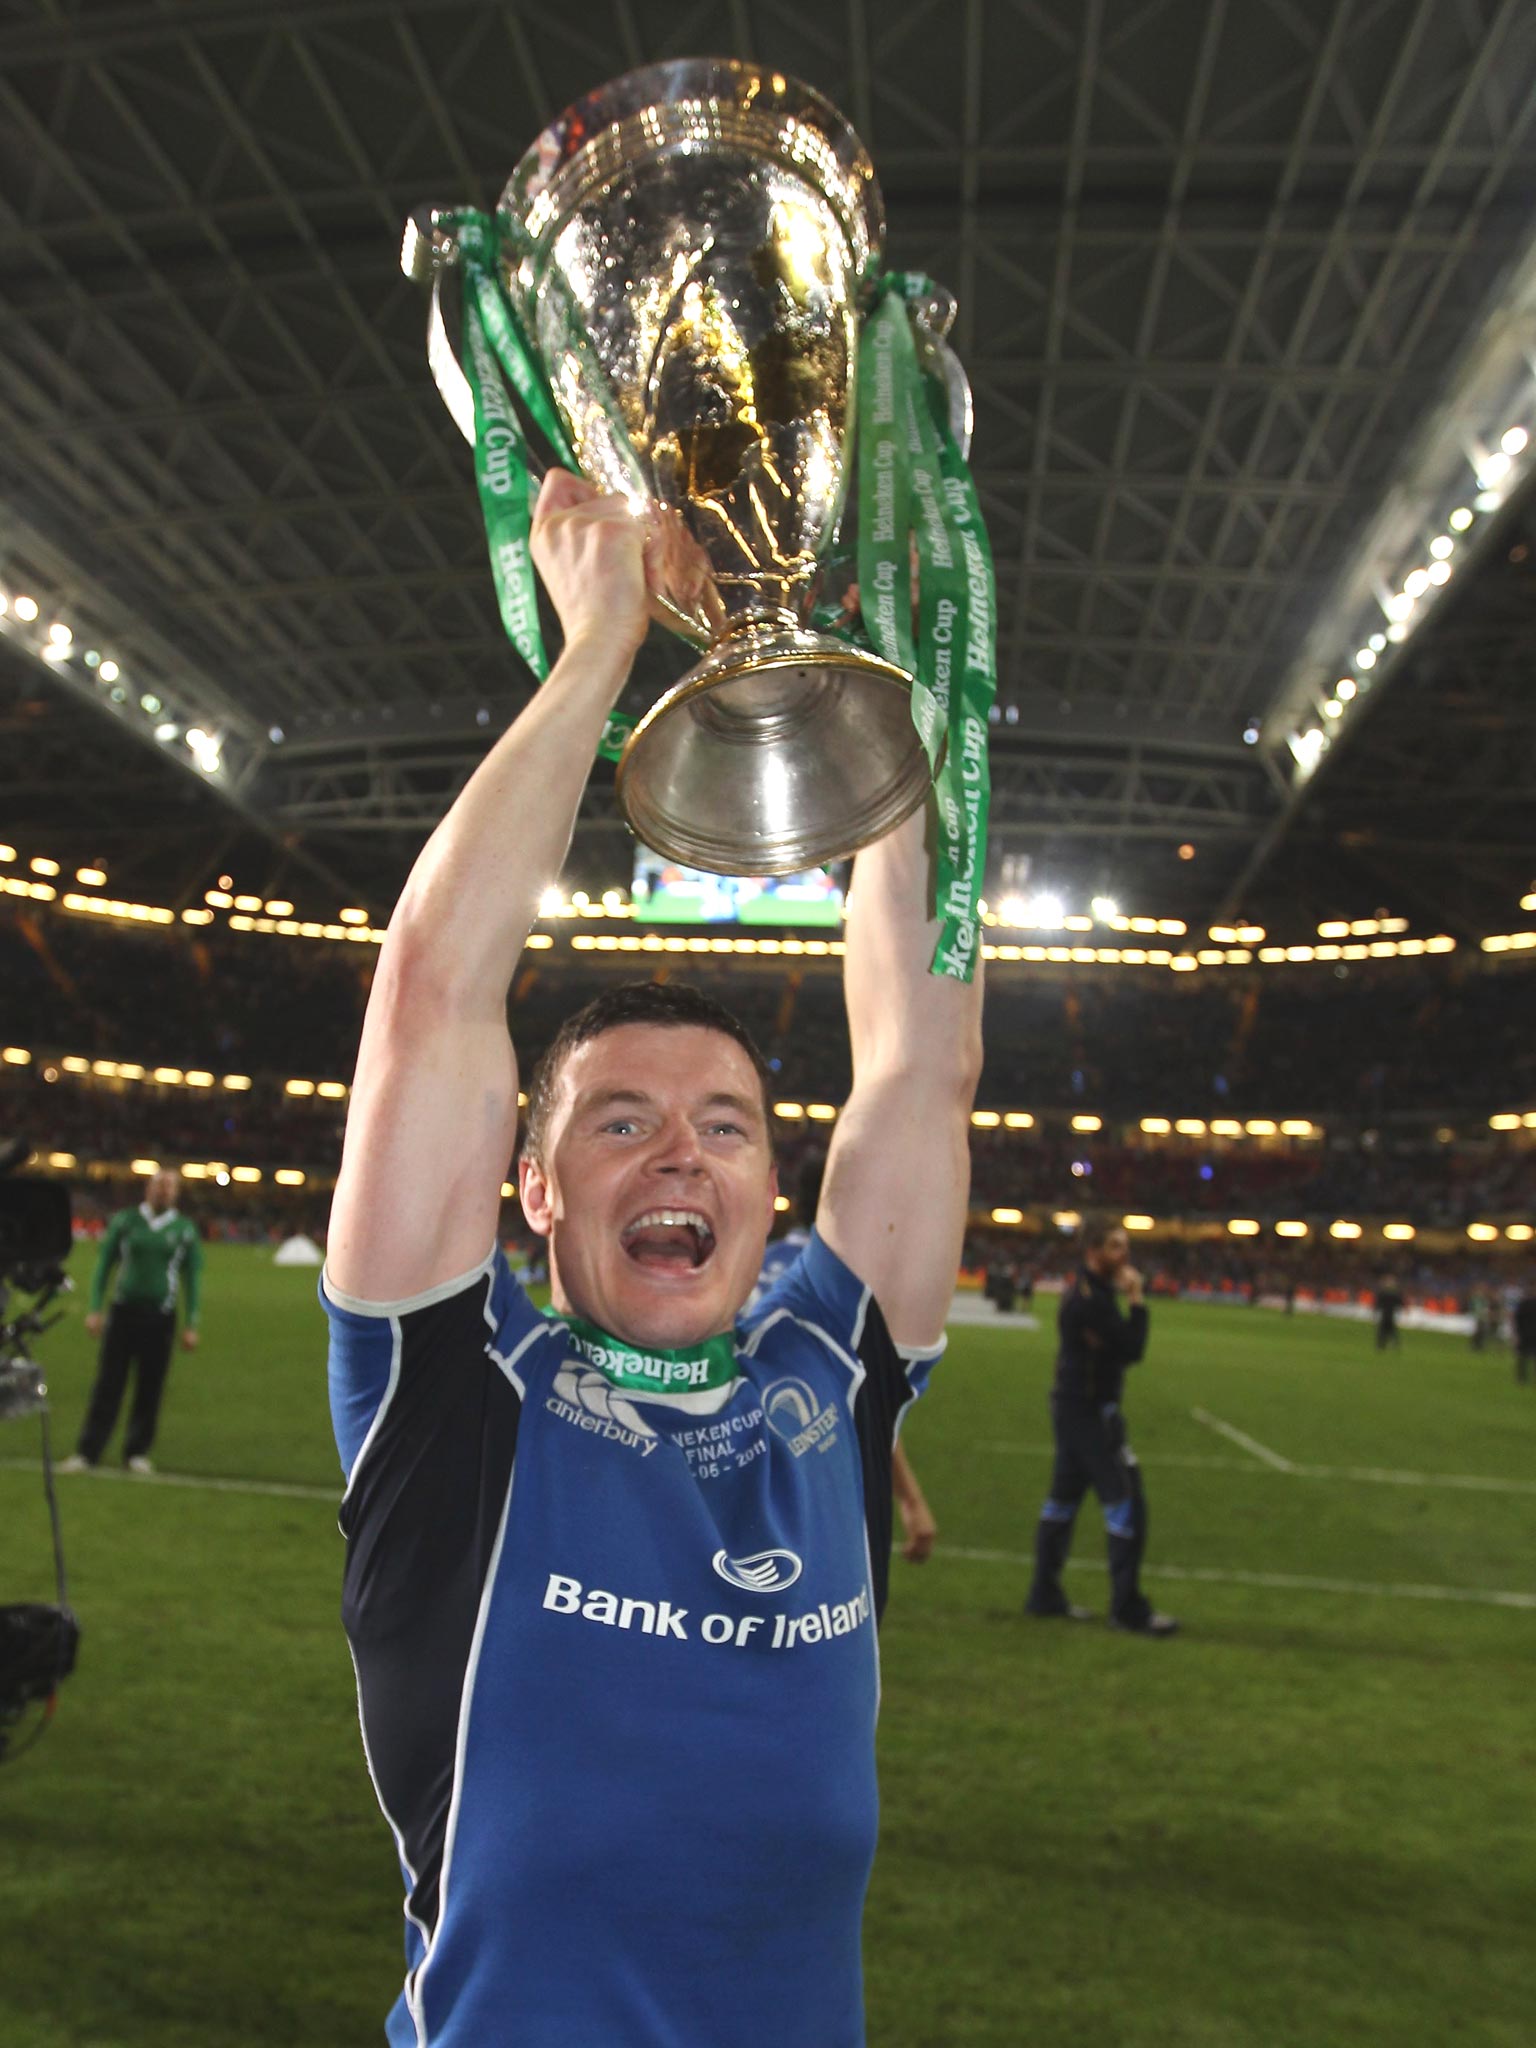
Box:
(1174, 1118), (1206, 1136)
(772, 1194), (790, 1212)
(47, 622), (71, 646)
(12, 595), (38, 621)
(30, 857), (60, 877)
(1448, 505), (1474, 531)
(1228, 1220), (1261, 1236)
(1335, 678), (1357, 701)
(773, 1102), (804, 1120)
(1029, 894), (1064, 929)
(1070, 1114), (1101, 1132)
(1, 1047), (31, 1066)
(98, 660), (119, 682)
(1367, 633), (1386, 652)
(1355, 648), (1377, 669)
(1051, 1211), (1081, 1230)
(231, 1167), (262, 1184)
(1090, 896), (1118, 922)
(1003, 1112), (1035, 1129)
(1429, 535), (1454, 559)
(1122, 1215), (1154, 1231)
(1323, 700), (1342, 719)
(806, 1103), (837, 1121)
(154, 722), (179, 742)
(1506, 1224), (1534, 1242)
(1489, 1113), (1521, 1130)
(1140, 1117), (1172, 1135)
(130, 1159), (160, 1175)
(275, 1170), (306, 1187)
(538, 885), (565, 918)
(1478, 450), (1512, 486)
(1280, 1119), (1315, 1137)
(1466, 1223), (1499, 1242)
(48, 1152), (76, 1169)
(1329, 1220), (1362, 1239)
(970, 1110), (1001, 1128)
(1383, 1223), (1416, 1241)
(990, 1207), (1024, 1225)
(264, 899), (293, 916)
(1274, 1221), (1308, 1238)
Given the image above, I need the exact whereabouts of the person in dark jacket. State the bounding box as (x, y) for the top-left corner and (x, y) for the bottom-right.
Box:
(1025, 1216), (1177, 1635)
(1514, 1285), (1536, 1386)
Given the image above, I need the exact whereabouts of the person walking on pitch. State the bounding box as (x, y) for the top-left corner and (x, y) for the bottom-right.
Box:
(1025, 1216), (1177, 1636)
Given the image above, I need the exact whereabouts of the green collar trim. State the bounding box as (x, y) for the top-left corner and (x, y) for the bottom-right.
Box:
(548, 1312), (741, 1395)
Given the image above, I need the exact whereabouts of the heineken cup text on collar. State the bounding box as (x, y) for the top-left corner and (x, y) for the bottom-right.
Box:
(407, 58), (939, 875)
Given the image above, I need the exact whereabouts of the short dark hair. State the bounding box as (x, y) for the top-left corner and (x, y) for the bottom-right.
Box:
(521, 980), (775, 1167)
(1078, 1212), (1123, 1255)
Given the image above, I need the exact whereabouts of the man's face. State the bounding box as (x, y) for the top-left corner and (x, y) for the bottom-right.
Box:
(1086, 1228), (1128, 1281)
(519, 1023), (779, 1350)
(145, 1170), (180, 1213)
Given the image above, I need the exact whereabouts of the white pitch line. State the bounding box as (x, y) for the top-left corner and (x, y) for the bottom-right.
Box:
(1190, 1406), (1296, 1470)
(981, 1439), (1536, 1497)
(0, 1457), (338, 1503)
(3, 1462), (1528, 1612)
(939, 1544), (1536, 1612)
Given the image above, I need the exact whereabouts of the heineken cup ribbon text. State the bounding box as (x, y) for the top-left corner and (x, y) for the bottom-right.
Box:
(856, 279), (995, 984)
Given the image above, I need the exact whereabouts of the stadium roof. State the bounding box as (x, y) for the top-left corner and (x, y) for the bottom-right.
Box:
(3, 0), (1536, 934)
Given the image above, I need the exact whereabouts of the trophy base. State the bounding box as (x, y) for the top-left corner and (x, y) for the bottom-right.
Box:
(614, 627), (932, 877)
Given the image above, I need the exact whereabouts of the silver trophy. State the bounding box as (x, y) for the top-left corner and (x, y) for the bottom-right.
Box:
(407, 58), (973, 875)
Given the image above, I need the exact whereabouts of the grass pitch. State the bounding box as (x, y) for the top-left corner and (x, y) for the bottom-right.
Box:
(2, 1247), (1532, 2047)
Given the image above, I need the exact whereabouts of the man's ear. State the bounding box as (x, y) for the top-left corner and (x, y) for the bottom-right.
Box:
(519, 1154), (554, 1239)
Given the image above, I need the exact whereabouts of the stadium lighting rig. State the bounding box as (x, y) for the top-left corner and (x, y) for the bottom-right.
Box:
(0, 583), (232, 779)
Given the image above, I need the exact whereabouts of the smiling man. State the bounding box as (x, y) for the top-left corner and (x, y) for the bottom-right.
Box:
(322, 470), (983, 2048)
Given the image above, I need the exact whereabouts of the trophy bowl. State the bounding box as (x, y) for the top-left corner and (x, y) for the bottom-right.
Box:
(491, 57), (932, 876)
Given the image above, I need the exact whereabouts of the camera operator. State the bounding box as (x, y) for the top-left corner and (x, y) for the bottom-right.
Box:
(60, 1169), (202, 1476)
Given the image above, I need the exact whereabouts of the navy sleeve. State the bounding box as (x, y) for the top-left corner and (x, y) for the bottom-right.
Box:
(319, 1248), (549, 1950)
(769, 1231), (944, 1619)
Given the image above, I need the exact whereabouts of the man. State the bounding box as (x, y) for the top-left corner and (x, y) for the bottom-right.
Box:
(752, 1151), (939, 1563)
(1025, 1216), (1176, 1636)
(1376, 1274), (1404, 1351)
(322, 469), (983, 2048)
(1513, 1282), (1536, 1386)
(60, 1167), (202, 1475)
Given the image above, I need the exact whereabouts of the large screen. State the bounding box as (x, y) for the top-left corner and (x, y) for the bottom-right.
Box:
(630, 848), (844, 926)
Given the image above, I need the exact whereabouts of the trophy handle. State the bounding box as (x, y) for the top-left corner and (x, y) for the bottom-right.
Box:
(909, 286), (975, 461)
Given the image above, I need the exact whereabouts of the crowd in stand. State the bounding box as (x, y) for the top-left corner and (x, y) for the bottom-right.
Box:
(4, 905), (1535, 1310)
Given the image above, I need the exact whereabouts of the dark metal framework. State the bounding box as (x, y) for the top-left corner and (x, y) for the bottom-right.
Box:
(4, 0), (1536, 921)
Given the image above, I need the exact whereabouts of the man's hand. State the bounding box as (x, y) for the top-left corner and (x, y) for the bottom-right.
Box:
(1122, 1267), (1145, 1306)
(180, 1328), (200, 1352)
(84, 1311), (103, 1340)
(530, 470), (653, 661)
(898, 1493), (938, 1564)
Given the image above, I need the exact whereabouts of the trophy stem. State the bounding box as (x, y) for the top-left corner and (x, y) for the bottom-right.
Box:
(615, 629), (930, 877)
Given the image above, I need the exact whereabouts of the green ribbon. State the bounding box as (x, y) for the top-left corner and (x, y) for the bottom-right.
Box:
(437, 208), (637, 758)
(854, 276), (994, 983)
(550, 1312), (740, 1394)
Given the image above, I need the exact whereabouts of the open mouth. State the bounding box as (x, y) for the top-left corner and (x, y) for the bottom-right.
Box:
(620, 1208), (717, 1275)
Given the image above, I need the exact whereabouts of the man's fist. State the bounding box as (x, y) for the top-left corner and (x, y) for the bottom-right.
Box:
(181, 1328), (200, 1352)
(530, 469), (655, 659)
(1121, 1267), (1145, 1304)
(84, 1311), (103, 1339)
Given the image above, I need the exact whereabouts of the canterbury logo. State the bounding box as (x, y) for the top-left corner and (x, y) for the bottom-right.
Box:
(711, 1547), (803, 1594)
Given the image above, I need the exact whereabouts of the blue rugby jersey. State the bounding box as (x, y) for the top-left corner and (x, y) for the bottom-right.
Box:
(322, 1230), (940, 2048)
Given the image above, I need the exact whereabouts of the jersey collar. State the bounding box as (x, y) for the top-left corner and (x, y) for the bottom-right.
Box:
(140, 1203), (179, 1229)
(548, 1311), (740, 1396)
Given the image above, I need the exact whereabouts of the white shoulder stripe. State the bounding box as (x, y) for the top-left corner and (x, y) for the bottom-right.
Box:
(340, 1314), (404, 1504)
(321, 1243), (499, 1320)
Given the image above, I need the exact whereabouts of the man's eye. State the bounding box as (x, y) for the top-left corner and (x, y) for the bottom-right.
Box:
(706, 1121), (746, 1138)
(602, 1119), (638, 1136)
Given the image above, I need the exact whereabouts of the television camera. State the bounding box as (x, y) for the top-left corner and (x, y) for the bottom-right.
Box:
(0, 1159), (81, 1762)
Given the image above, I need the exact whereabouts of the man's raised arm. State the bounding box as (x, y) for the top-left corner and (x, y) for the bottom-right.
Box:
(817, 808), (985, 1347)
(326, 473), (653, 1304)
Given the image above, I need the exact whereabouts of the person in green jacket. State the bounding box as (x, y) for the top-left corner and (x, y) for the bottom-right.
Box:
(60, 1169), (203, 1475)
